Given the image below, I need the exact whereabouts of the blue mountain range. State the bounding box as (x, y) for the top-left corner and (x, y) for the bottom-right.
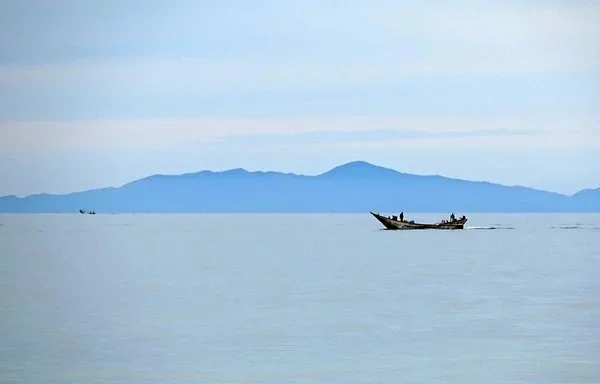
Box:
(1, 161), (598, 213)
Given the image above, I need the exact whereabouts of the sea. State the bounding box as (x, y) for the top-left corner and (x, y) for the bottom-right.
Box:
(1, 213), (599, 384)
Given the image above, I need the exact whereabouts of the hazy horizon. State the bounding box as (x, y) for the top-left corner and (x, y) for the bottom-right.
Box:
(1, 1), (598, 196)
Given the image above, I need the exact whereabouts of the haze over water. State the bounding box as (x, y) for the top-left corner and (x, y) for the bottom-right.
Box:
(1, 213), (599, 383)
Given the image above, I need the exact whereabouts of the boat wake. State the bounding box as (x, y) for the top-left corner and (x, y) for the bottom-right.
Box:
(466, 226), (514, 230)
(552, 225), (596, 230)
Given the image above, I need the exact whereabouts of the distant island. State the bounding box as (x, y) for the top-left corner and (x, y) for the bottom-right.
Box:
(1, 161), (598, 213)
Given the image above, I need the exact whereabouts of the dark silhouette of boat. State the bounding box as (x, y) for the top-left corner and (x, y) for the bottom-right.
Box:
(370, 212), (467, 230)
(79, 209), (96, 215)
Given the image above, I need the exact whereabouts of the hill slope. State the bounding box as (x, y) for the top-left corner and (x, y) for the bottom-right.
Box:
(0, 161), (597, 213)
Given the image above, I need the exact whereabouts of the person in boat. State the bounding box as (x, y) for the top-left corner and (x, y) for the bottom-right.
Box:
(399, 212), (404, 222)
(450, 213), (455, 221)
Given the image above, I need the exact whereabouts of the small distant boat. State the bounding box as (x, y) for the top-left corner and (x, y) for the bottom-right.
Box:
(79, 209), (96, 215)
(370, 212), (467, 230)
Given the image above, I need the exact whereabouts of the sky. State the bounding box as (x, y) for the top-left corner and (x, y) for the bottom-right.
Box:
(0, 0), (599, 197)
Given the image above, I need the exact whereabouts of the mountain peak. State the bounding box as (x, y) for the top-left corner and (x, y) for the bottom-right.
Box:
(320, 161), (401, 178)
(221, 168), (249, 175)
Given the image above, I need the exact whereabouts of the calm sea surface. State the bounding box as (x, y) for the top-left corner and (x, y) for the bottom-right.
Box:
(1, 213), (599, 384)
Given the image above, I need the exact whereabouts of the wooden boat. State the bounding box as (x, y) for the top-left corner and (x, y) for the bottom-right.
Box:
(370, 212), (467, 230)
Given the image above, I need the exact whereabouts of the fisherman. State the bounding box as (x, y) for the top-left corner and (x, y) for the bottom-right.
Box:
(450, 213), (455, 221)
(399, 212), (404, 222)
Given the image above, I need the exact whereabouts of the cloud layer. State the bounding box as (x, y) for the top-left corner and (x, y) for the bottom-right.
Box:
(1, 1), (598, 119)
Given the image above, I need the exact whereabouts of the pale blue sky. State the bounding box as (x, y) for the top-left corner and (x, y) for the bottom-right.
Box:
(0, 0), (598, 196)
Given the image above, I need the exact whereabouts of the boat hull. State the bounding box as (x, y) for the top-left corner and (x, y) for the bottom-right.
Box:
(370, 212), (467, 230)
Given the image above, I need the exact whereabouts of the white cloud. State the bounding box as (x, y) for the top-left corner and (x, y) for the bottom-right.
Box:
(1, 115), (597, 156)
